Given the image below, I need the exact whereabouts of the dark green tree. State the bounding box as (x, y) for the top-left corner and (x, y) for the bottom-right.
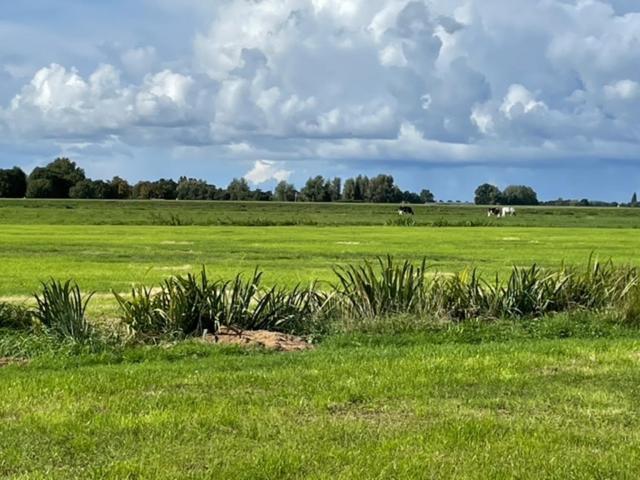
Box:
(69, 179), (99, 199)
(368, 174), (401, 203)
(501, 185), (539, 205)
(329, 177), (342, 202)
(342, 178), (356, 201)
(300, 176), (330, 202)
(354, 175), (369, 201)
(132, 181), (155, 199)
(176, 178), (216, 200)
(0, 167), (27, 198)
(420, 189), (435, 203)
(27, 158), (86, 198)
(474, 183), (502, 205)
(401, 191), (422, 204)
(274, 181), (297, 202)
(227, 178), (251, 200)
(631, 192), (638, 207)
(26, 178), (55, 198)
(109, 176), (132, 199)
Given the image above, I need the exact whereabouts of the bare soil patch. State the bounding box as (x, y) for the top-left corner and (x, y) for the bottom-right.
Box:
(205, 327), (314, 352)
(0, 357), (28, 368)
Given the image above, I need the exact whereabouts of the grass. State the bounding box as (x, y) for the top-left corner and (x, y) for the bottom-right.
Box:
(2, 198), (640, 228)
(1, 325), (640, 479)
(2, 200), (640, 477)
(1, 225), (639, 306)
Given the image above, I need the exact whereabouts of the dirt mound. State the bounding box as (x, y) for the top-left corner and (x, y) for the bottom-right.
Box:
(205, 327), (314, 352)
(0, 357), (27, 368)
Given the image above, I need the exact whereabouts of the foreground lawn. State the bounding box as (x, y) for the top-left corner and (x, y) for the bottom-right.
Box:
(2, 335), (640, 479)
(1, 225), (639, 302)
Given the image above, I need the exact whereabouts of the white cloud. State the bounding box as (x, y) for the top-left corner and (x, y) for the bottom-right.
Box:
(604, 79), (640, 100)
(2, 0), (640, 167)
(244, 160), (292, 185)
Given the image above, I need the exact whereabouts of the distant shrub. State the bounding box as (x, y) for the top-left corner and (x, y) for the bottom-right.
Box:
(149, 213), (193, 226)
(385, 216), (416, 226)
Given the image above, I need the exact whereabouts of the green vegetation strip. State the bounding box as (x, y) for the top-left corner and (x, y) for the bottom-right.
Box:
(1, 225), (639, 301)
(1, 333), (640, 479)
(2, 199), (640, 227)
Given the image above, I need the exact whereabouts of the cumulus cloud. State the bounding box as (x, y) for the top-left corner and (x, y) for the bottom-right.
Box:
(1, 0), (640, 167)
(244, 160), (292, 185)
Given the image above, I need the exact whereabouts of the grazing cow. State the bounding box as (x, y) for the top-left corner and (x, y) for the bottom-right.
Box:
(501, 207), (516, 217)
(397, 206), (415, 216)
(487, 207), (501, 217)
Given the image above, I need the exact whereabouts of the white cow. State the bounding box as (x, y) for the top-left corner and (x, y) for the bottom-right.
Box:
(500, 207), (516, 217)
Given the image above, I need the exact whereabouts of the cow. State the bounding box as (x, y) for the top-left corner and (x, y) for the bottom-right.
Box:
(501, 207), (516, 217)
(397, 206), (415, 216)
(487, 207), (516, 218)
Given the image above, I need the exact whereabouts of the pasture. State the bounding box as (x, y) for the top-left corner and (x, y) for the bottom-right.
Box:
(2, 332), (640, 479)
(1, 225), (640, 303)
(2, 199), (640, 479)
(1, 200), (640, 308)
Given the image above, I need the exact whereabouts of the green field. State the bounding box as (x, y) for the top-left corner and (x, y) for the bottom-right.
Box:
(1, 200), (639, 303)
(2, 198), (640, 227)
(3, 200), (640, 479)
(1, 225), (639, 303)
(2, 331), (640, 479)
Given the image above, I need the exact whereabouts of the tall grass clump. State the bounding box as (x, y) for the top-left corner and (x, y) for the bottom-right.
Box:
(114, 267), (330, 339)
(334, 256), (429, 318)
(332, 256), (640, 324)
(33, 279), (95, 342)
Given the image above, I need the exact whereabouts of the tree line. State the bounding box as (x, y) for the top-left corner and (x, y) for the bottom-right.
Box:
(0, 159), (435, 204)
(1, 158), (636, 207)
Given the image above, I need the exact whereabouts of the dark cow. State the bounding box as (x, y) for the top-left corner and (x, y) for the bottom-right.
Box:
(397, 206), (415, 216)
(487, 207), (501, 217)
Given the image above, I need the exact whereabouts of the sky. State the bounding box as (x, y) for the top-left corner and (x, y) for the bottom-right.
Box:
(1, 0), (640, 201)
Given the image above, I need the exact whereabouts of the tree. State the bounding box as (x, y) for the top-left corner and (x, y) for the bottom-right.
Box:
(176, 178), (216, 200)
(368, 174), (401, 203)
(274, 181), (297, 202)
(0, 167), (27, 198)
(474, 183), (502, 205)
(354, 175), (369, 201)
(342, 178), (356, 201)
(69, 180), (99, 199)
(501, 185), (539, 205)
(631, 192), (638, 207)
(109, 177), (132, 199)
(153, 179), (178, 200)
(300, 176), (330, 202)
(26, 178), (55, 198)
(420, 189), (435, 204)
(329, 177), (342, 202)
(27, 158), (86, 198)
(227, 178), (251, 200)
(251, 189), (273, 201)
(132, 181), (155, 199)
(401, 191), (422, 204)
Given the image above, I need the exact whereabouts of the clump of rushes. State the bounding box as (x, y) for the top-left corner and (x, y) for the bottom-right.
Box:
(33, 279), (94, 342)
(334, 256), (640, 322)
(114, 267), (331, 339)
(333, 256), (429, 318)
(112, 257), (640, 340)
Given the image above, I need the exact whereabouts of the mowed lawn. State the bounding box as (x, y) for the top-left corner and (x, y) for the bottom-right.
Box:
(2, 336), (640, 479)
(0, 225), (639, 299)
